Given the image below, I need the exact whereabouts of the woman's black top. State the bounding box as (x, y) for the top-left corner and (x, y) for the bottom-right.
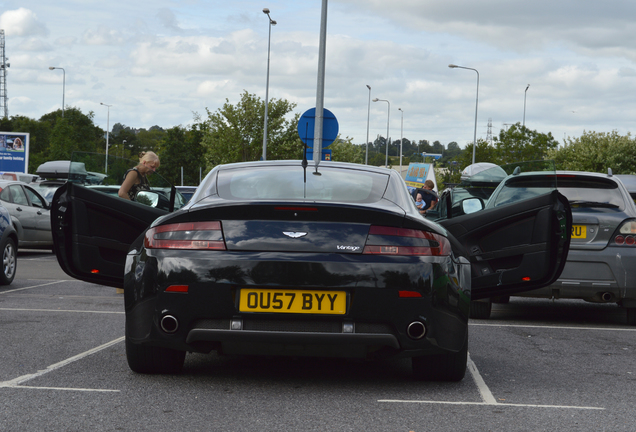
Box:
(124, 167), (150, 200)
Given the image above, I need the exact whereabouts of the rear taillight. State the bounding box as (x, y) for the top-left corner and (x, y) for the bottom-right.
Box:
(144, 221), (226, 250)
(614, 220), (636, 246)
(363, 225), (451, 256)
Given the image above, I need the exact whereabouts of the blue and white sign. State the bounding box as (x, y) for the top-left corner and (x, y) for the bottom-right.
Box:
(297, 107), (339, 149)
(0, 132), (29, 173)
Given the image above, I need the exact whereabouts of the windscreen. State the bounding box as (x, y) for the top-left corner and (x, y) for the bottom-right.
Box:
(217, 166), (390, 203)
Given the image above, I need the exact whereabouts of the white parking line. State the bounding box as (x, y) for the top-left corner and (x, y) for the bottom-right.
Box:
(0, 336), (124, 393)
(0, 308), (123, 314)
(470, 323), (636, 332)
(378, 353), (605, 410)
(467, 353), (497, 404)
(0, 281), (66, 294)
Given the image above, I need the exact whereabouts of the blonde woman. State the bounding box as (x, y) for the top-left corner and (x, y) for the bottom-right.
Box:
(118, 151), (160, 200)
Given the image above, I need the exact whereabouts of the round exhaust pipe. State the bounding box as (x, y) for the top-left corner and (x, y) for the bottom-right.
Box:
(406, 321), (426, 340)
(601, 292), (613, 302)
(161, 315), (179, 333)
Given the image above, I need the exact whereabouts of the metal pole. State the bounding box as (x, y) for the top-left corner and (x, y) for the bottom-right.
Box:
(373, 98), (390, 167)
(448, 64), (479, 165)
(262, 8), (276, 161)
(48, 67), (66, 117)
(398, 108), (403, 176)
(62, 68), (65, 118)
(365, 85), (371, 165)
(100, 102), (111, 172)
(523, 84), (530, 127)
(313, 0), (328, 167)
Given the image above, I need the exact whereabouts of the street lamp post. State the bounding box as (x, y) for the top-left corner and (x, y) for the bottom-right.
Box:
(365, 85), (371, 165)
(100, 102), (112, 172)
(262, 8), (276, 161)
(48, 66), (65, 117)
(448, 64), (479, 165)
(372, 98), (390, 167)
(523, 84), (530, 127)
(398, 108), (404, 176)
(122, 139), (127, 158)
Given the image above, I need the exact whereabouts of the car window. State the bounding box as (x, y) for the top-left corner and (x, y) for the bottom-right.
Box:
(217, 166), (389, 203)
(9, 185), (29, 206)
(489, 175), (556, 208)
(0, 186), (10, 202)
(25, 186), (46, 208)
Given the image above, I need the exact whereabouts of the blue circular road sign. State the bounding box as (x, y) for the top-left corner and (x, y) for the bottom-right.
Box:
(297, 108), (339, 148)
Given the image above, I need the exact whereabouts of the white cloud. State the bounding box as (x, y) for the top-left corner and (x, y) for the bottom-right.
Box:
(3, 0), (636, 151)
(0, 8), (48, 37)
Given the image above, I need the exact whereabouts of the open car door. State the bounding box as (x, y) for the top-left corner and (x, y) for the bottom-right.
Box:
(438, 162), (572, 301)
(51, 152), (181, 288)
(52, 182), (166, 288)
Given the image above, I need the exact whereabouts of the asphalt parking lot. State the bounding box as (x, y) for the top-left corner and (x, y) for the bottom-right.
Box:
(1, 251), (635, 431)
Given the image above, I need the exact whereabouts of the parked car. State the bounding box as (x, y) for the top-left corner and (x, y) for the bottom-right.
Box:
(0, 202), (18, 285)
(176, 186), (198, 204)
(51, 157), (571, 381)
(481, 169), (636, 325)
(0, 180), (52, 249)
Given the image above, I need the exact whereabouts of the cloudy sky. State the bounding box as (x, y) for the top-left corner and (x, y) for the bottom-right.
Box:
(1, 0), (635, 151)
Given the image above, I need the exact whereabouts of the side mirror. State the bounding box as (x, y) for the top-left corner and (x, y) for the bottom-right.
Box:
(461, 198), (484, 214)
(135, 191), (169, 209)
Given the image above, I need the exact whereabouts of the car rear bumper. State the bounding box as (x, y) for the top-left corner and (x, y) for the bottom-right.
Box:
(518, 247), (636, 301)
(124, 250), (470, 359)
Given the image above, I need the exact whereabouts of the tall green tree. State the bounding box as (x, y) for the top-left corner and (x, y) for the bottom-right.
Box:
(158, 123), (207, 185)
(202, 91), (302, 167)
(494, 123), (559, 164)
(330, 136), (364, 163)
(547, 130), (636, 174)
(39, 107), (104, 160)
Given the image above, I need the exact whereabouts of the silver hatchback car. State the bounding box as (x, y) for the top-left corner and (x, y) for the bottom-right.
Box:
(485, 170), (636, 325)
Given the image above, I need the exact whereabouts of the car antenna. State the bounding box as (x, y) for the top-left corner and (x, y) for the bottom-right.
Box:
(302, 124), (308, 186)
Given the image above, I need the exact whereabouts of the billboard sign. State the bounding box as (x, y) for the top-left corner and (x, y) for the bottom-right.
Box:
(0, 132), (30, 173)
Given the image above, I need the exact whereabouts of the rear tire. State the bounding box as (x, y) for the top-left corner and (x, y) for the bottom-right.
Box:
(0, 237), (17, 285)
(125, 336), (186, 374)
(469, 299), (492, 319)
(412, 334), (468, 382)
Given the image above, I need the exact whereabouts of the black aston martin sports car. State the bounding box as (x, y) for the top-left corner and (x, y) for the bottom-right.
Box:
(51, 159), (571, 381)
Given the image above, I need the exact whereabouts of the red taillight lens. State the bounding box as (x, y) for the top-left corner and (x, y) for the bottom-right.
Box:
(363, 225), (451, 256)
(144, 221), (226, 250)
(614, 220), (636, 246)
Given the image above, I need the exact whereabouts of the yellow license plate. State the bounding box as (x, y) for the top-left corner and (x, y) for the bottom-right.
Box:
(239, 289), (347, 314)
(571, 225), (586, 239)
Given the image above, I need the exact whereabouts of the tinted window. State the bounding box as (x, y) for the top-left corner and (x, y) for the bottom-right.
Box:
(217, 166), (389, 203)
(557, 176), (625, 211)
(491, 175), (556, 208)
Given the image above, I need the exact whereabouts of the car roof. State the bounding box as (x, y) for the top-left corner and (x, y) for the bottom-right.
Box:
(36, 160), (89, 179)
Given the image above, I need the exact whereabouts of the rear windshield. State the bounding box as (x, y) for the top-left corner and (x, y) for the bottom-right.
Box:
(490, 175), (556, 208)
(556, 176), (626, 211)
(217, 166), (389, 203)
